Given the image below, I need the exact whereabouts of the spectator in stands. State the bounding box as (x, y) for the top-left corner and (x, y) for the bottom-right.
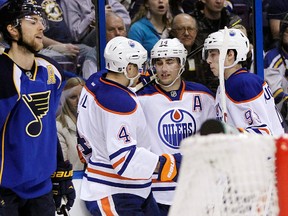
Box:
(107, 0), (131, 31)
(128, 0), (172, 55)
(36, 0), (93, 74)
(82, 11), (127, 79)
(169, 13), (201, 82)
(264, 13), (288, 131)
(182, 0), (198, 14)
(60, 0), (96, 47)
(188, 0), (242, 93)
(189, 0), (242, 47)
(170, 0), (184, 16)
(57, 77), (85, 171)
(266, 0), (288, 49)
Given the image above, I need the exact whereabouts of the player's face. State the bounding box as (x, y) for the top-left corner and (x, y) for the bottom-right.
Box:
(154, 57), (181, 85)
(66, 85), (83, 116)
(20, 15), (45, 51)
(106, 16), (126, 42)
(203, 0), (225, 13)
(206, 49), (220, 77)
(172, 15), (197, 49)
(146, 0), (169, 17)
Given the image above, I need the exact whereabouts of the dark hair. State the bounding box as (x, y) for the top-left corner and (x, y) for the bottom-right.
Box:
(0, 0), (44, 44)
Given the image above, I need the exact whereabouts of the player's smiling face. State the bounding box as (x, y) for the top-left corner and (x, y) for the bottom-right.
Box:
(20, 15), (45, 51)
(155, 57), (181, 85)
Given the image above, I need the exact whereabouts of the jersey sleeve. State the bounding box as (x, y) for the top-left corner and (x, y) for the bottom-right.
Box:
(0, 57), (21, 129)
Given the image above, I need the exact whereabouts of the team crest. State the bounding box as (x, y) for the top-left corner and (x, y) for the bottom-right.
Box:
(22, 91), (51, 137)
(158, 109), (196, 149)
(41, 0), (63, 22)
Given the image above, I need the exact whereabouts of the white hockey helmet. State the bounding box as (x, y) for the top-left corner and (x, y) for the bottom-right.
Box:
(104, 36), (147, 73)
(150, 38), (188, 67)
(203, 28), (249, 65)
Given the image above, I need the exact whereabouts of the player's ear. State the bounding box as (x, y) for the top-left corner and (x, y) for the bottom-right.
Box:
(227, 50), (235, 60)
(7, 24), (19, 39)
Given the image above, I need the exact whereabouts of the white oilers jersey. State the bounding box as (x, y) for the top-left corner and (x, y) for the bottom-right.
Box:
(137, 80), (215, 205)
(77, 73), (159, 201)
(216, 69), (284, 136)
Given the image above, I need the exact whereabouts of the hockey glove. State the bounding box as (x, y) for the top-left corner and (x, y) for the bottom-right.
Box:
(51, 160), (75, 214)
(158, 153), (182, 182)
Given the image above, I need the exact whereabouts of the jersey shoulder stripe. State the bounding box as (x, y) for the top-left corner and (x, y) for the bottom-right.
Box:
(226, 69), (264, 103)
(86, 73), (137, 114)
(184, 81), (215, 97)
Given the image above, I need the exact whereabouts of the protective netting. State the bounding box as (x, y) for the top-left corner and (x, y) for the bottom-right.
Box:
(169, 134), (281, 216)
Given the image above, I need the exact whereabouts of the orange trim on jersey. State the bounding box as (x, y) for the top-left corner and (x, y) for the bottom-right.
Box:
(112, 156), (125, 169)
(84, 85), (137, 115)
(154, 81), (186, 101)
(86, 167), (149, 180)
(226, 82), (266, 104)
(152, 179), (173, 183)
(179, 81), (185, 99)
(234, 69), (249, 75)
(155, 85), (173, 101)
(101, 197), (114, 216)
(259, 128), (271, 135)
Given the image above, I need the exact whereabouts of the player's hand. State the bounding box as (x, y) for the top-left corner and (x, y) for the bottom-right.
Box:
(158, 153), (182, 182)
(51, 160), (75, 213)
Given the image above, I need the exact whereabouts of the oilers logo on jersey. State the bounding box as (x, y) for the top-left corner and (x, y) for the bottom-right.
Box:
(158, 109), (196, 149)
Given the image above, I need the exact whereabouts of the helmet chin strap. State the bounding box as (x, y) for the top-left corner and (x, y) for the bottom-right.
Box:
(223, 60), (239, 69)
(156, 66), (185, 89)
(124, 71), (141, 88)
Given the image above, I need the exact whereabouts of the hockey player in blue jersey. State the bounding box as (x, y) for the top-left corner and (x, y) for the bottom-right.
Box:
(136, 38), (215, 215)
(203, 28), (284, 136)
(264, 13), (288, 131)
(76, 36), (182, 215)
(0, 0), (75, 215)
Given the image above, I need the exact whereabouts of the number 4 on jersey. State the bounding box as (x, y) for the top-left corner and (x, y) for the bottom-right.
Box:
(118, 126), (131, 143)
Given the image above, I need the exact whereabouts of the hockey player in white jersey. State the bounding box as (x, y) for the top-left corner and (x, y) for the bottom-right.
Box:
(76, 36), (182, 215)
(137, 38), (215, 215)
(203, 28), (284, 136)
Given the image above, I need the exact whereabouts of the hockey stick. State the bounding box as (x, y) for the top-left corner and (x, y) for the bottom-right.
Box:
(218, 27), (230, 123)
(134, 73), (157, 93)
(57, 197), (70, 216)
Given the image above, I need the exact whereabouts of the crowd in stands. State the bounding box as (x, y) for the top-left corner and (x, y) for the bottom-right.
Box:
(0, 0), (287, 214)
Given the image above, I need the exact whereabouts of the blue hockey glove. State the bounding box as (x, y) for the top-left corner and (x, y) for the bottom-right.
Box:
(51, 160), (75, 214)
(158, 153), (182, 182)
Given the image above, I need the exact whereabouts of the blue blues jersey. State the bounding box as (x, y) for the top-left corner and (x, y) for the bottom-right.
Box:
(0, 51), (64, 199)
